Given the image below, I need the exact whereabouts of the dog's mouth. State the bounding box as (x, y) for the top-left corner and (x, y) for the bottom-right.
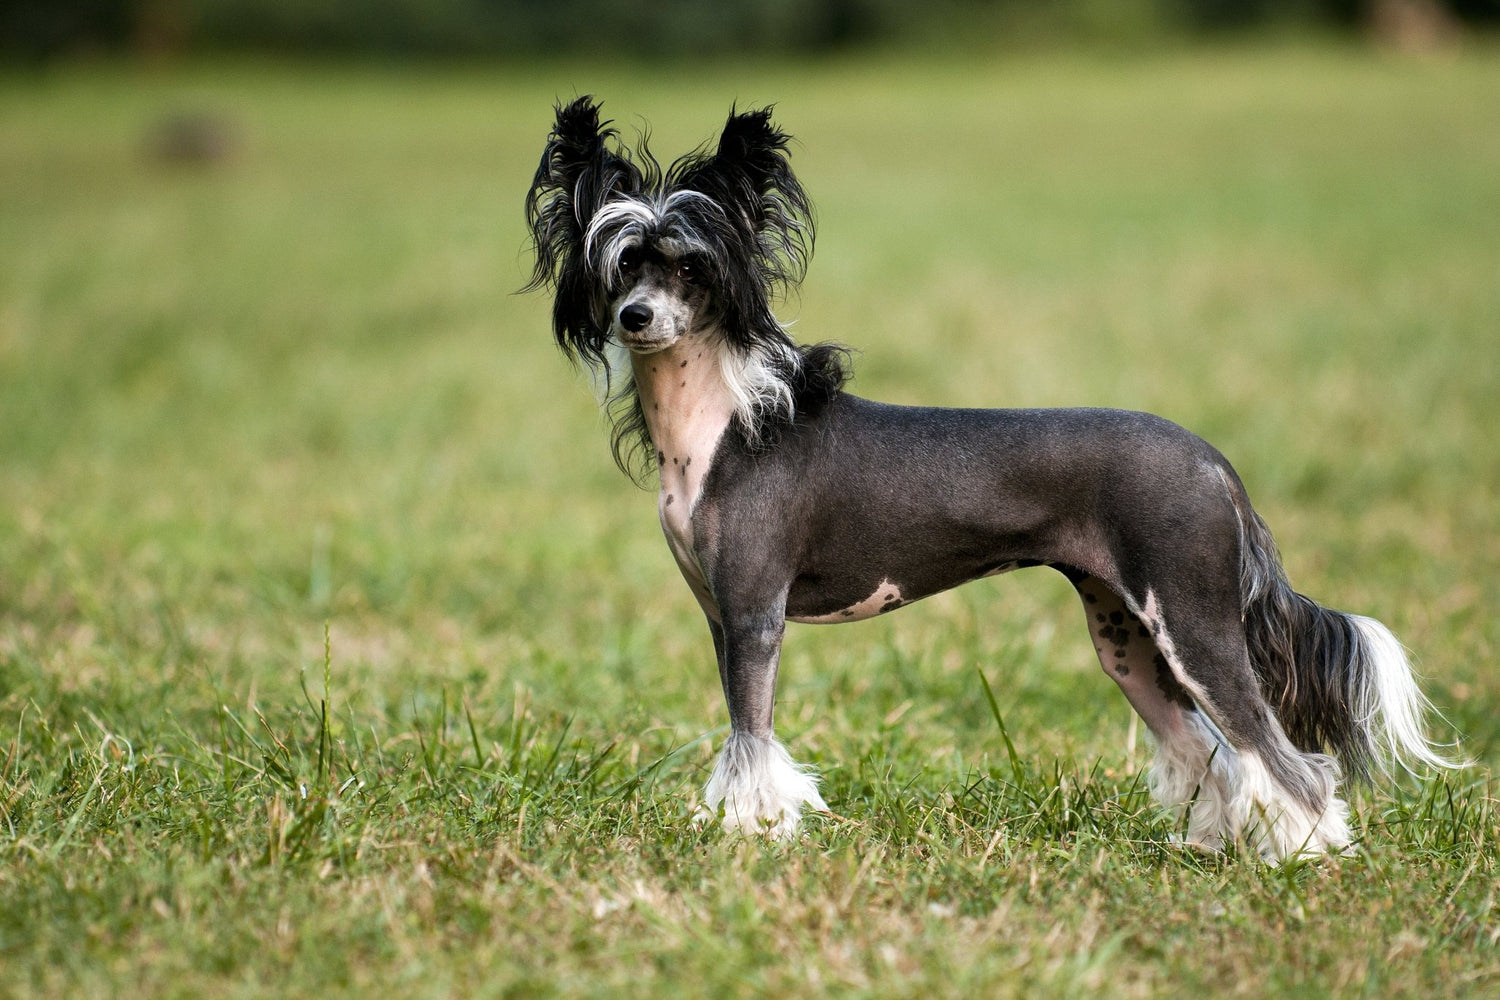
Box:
(616, 331), (676, 353)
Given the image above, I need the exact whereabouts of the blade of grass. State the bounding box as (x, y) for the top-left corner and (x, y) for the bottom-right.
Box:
(978, 668), (1023, 781)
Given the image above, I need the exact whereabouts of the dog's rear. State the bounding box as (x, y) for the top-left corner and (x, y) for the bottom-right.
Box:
(1236, 497), (1457, 781)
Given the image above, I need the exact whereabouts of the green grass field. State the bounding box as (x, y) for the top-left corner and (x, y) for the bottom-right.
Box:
(2, 45), (1498, 998)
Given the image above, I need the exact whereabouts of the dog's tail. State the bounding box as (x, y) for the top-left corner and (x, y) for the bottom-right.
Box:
(1235, 496), (1460, 782)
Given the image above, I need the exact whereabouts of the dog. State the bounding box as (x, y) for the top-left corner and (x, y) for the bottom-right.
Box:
(523, 97), (1456, 861)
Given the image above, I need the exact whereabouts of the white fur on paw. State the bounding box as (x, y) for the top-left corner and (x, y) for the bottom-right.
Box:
(1235, 752), (1351, 862)
(1149, 714), (1238, 854)
(700, 732), (827, 841)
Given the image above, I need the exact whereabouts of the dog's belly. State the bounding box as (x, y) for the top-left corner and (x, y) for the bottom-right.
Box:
(784, 560), (1038, 625)
(786, 577), (907, 624)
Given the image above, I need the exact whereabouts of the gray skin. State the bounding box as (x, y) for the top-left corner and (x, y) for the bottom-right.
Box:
(602, 233), (1338, 836)
(690, 395), (1308, 797)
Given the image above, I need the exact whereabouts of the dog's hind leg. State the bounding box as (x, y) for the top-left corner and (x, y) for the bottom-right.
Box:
(1073, 576), (1239, 852)
(1131, 584), (1352, 861)
(1076, 573), (1352, 860)
(697, 605), (827, 840)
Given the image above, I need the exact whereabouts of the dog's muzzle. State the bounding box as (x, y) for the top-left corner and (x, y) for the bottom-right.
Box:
(617, 302), (675, 351)
(620, 303), (653, 333)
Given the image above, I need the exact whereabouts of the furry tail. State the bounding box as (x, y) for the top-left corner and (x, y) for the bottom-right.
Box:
(1237, 504), (1459, 781)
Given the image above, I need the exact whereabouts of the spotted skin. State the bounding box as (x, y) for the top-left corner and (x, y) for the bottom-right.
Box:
(1075, 576), (1197, 739)
(628, 325), (739, 626)
(789, 578), (904, 624)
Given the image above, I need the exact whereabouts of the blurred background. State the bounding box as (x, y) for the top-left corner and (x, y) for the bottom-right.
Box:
(2, 0), (1498, 60)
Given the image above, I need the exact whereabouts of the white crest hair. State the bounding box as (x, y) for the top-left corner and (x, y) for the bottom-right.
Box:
(529, 102), (847, 482)
(583, 190), (723, 291)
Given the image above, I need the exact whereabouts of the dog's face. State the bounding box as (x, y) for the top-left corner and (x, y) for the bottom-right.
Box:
(587, 190), (728, 353)
(606, 240), (713, 353)
(525, 97), (812, 367)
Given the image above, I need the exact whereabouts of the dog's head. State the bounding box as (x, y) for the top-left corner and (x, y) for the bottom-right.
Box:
(524, 97), (813, 364)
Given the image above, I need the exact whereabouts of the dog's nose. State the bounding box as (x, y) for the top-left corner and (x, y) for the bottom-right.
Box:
(620, 303), (653, 333)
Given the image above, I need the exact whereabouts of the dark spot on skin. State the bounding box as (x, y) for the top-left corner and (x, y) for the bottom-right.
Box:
(1154, 652), (1196, 710)
(841, 609), (854, 617)
(1095, 613), (1107, 624)
(878, 600), (902, 614)
(683, 457), (691, 467)
(664, 494), (674, 506)
(1138, 625), (1151, 638)
(680, 381), (686, 388)
(1115, 648), (1127, 659)
(1109, 611), (1124, 626)
(1115, 664), (1129, 676)
(1151, 621), (1163, 636)
(1084, 592), (1098, 604)
(657, 450), (665, 465)
(679, 360), (687, 367)
(672, 457), (678, 465)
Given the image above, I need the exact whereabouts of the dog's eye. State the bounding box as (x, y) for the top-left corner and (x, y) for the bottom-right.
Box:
(618, 249), (640, 274)
(676, 260), (699, 284)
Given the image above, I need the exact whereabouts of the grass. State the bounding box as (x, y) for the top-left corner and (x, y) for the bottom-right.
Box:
(2, 44), (1499, 998)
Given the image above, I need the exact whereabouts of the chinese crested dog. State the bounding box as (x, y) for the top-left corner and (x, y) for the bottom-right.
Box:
(523, 97), (1455, 861)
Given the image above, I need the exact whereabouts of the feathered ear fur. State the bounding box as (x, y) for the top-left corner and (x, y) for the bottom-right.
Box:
(524, 96), (644, 365)
(661, 107), (814, 358)
(672, 106), (814, 295)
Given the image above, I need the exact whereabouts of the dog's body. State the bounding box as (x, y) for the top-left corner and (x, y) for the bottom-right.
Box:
(525, 98), (1455, 860)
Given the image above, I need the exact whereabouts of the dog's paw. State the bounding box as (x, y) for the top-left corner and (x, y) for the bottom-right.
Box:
(700, 732), (828, 841)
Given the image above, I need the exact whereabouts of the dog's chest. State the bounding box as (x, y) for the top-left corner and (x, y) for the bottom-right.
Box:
(657, 451), (710, 571)
(633, 343), (736, 594)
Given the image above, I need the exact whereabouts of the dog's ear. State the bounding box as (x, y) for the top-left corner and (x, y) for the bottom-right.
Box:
(675, 106), (813, 285)
(524, 96), (640, 293)
(525, 97), (645, 367)
(710, 108), (800, 214)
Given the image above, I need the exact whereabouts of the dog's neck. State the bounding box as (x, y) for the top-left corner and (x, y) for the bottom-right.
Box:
(630, 329), (736, 582)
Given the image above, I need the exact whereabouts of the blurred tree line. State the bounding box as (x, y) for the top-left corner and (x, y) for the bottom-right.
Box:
(3, 0), (1496, 61)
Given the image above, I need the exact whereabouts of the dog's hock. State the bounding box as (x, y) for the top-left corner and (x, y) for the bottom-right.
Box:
(698, 732), (828, 840)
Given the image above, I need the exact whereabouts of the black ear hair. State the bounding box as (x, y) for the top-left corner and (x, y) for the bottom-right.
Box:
(524, 96), (643, 363)
(673, 106), (814, 289)
(524, 96), (635, 290)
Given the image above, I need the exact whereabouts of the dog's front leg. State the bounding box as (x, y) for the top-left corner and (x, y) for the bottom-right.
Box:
(698, 605), (827, 840)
